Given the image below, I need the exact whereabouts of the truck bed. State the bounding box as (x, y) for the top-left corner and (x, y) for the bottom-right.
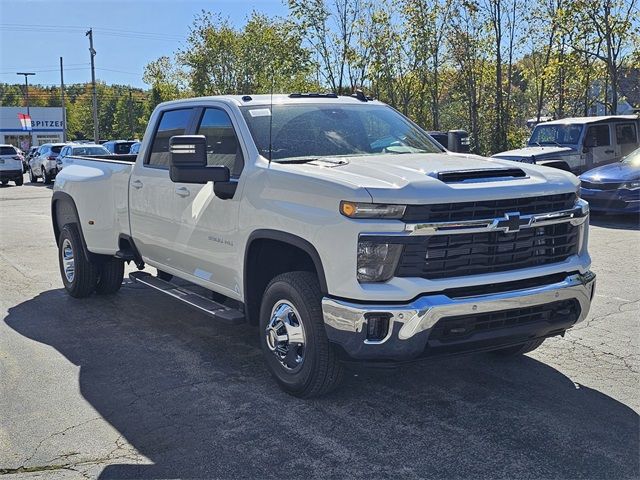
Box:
(54, 155), (135, 255)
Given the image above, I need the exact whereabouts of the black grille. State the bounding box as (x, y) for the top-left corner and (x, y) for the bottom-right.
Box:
(581, 181), (621, 191)
(429, 299), (580, 342)
(395, 223), (579, 279)
(402, 193), (576, 223)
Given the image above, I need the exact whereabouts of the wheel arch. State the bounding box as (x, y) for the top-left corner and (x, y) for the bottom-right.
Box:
(51, 191), (93, 262)
(244, 229), (328, 324)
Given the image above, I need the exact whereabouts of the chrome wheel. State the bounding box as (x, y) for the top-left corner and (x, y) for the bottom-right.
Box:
(265, 300), (306, 372)
(61, 238), (75, 283)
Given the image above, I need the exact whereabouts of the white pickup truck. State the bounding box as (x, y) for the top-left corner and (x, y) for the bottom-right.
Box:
(53, 94), (596, 397)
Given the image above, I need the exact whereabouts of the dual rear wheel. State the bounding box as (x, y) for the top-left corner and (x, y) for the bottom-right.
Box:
(58, 224), (124, 298)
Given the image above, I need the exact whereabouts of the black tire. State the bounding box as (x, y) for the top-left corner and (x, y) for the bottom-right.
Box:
(15, 176), (23, 186)
(58, 224), (98, 298)
(29, 168), (37, 183)
(157, 269), (173, 281)
(259, 271), (343, 398)
(1, 180), (8, 186)
(95, 258), (125, 294)
(492, 338), (545, 357)
(42, 168), (51, 185)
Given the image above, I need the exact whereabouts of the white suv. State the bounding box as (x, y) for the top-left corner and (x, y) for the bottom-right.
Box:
(0, 144), (24, 186)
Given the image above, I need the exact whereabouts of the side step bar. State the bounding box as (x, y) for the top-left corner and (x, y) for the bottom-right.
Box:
(129, 271), (245, 324)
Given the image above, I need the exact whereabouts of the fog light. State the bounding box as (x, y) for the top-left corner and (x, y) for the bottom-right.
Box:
(365, 313), (391, 341)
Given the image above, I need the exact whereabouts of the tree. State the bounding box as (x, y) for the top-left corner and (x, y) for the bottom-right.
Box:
(178, 11), (315, 95)
(288, 0), (375, 93)
(568, 0), (639, 113)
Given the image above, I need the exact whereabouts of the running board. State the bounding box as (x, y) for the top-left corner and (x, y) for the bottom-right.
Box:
(129, 271), (245, 324)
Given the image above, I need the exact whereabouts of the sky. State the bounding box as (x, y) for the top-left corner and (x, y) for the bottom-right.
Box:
(0, 0), (288, 89)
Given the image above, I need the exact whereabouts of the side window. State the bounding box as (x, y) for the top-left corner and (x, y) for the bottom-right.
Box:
(586, 125), (610, 147)
(196, 108), (243, 176)
(147, 109), (193, 168)
(616, 123), (637, 144)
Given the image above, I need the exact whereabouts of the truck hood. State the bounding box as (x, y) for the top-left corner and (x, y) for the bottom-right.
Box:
(281, 152), (578, 204)
(580, 161), (640, 182)
(492, 146), (576, 160)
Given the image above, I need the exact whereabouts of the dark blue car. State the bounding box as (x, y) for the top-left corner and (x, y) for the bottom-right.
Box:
(579, 147), (640, 214)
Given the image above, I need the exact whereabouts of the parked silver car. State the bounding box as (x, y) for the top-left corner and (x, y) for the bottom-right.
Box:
(29, 143), (66, 184)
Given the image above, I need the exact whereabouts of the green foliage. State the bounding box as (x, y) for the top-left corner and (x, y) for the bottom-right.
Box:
(2, 1), (636, 154)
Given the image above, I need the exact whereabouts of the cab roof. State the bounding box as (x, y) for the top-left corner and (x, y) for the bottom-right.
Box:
(157, 93), (384, 109)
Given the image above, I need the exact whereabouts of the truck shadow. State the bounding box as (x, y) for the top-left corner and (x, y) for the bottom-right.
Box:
(5, 285), (639, 479)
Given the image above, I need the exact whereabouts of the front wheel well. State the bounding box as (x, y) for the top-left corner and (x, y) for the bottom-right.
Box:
(244, 237), (325, 325)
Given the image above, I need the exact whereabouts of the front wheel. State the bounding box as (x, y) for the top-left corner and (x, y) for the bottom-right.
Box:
(42, 168), (51, 184)
(58, 224), (98, 298)
(259, 271), (343, 398)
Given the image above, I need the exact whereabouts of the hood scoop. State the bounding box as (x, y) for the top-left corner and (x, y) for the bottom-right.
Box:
(434, 168), (527, 183)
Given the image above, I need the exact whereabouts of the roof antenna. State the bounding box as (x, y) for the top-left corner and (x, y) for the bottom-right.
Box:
(268, 75), (275, 166)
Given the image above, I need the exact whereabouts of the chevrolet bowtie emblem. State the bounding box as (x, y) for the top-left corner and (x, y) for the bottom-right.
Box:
(495, 212), (530, 233)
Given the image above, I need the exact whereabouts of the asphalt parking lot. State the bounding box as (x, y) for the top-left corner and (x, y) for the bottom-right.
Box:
(1, 177), (639, 479)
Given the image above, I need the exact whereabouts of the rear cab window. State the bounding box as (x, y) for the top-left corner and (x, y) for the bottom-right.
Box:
(146, 109), (193, 168)
(114, 142), (134, 154)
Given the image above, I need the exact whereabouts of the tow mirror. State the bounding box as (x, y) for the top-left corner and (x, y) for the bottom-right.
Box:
(169, 135), (230, 184)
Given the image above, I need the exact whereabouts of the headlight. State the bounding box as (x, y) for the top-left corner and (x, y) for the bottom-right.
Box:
(620, 181), (640, 190)
(340, 201), (406, 219)
(357, 241), (403, 282)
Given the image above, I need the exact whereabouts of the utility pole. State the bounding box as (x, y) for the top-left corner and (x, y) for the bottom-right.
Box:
(128, 88), (133, 139)
(59, 57), (67, 142)
(86, 28), (99, 143)
(16, 72), (35, 117)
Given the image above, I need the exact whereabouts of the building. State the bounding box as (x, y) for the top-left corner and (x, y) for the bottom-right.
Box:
(0, 107), (64, 150)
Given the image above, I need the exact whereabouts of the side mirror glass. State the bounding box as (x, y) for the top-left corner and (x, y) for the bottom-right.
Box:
(169, 135), (230, 184)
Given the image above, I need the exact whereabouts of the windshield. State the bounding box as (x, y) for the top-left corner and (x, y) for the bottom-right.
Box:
(240, 104), (442, 161)
(529, 124), (583, 146)
(622, 147), (640, 166)
(72, 146), (110, 156)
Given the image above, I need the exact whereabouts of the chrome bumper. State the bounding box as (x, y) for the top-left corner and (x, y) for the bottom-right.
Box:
(322, 271), (596, 361)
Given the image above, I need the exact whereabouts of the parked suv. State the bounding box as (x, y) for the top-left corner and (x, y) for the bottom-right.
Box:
(29, 143), (66, 184)
(493, 115), (639, 174)
(0, 144), (24, 186)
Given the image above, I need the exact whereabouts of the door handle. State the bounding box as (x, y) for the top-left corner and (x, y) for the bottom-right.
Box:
(131, 179), (143, 189)
(175, 186), (190, 197)
(605, 149), (614, 154)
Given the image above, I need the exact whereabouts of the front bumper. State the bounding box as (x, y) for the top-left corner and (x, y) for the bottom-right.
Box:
(580, 187), (640, 214)
(322, 271), (596, 362)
